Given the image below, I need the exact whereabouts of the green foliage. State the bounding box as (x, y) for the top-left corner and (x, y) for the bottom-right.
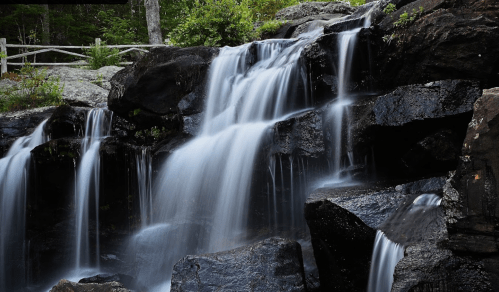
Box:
(394, 6), (424, 27)
(249, 0), (299, 20)
(169, 0), (255, 47)
(257, 20), (286, 35)
(0, 64), (64, 112)
(85, 42), (122, 70)
(383, 3), (396, 14)
(0, 52), (6, 59)
(97, 9), (148, 45)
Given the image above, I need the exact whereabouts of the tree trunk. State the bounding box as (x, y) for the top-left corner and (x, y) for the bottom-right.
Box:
(144, 0), (163, 44)
(41, 4), (50, 45)
(41, 4), (50, 62)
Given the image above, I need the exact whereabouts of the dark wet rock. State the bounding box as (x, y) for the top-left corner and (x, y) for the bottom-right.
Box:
(372, 0), (499, 89)
(275, 2), (356, 21)
(49, 279), (131, 292)
(79, 274), (140, 291)
(177, 87), (205, 116)
(46, 105), (87, 139)
(441, 88), (499, 289)
(272, 110), (324, 158)
(171, 237), (306, 292)
(305, 177), (446, 292)
(108, 46), (219, 128)
(0, 106), (56, 156)
(28, 138), (82, 284)
(378, 0), (447, 31)
(373, 80), (480, 126)
(348, 80), (479, 178)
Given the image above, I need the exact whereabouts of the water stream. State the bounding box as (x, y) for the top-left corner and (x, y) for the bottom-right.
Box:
(74, 108), (112, 271)
(0, 120), (49, 291)
(130, 29), (323, 290)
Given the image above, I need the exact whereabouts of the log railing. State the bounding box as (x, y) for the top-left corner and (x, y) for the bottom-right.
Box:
(0, 37), (166, 74)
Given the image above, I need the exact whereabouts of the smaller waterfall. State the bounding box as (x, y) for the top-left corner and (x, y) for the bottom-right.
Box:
(0, 120), (49, 291)
(136, 148), (153, 228)
(367, 193), (442, 292)
(367, 231), (404, 292)
(74, 108), (112, 270)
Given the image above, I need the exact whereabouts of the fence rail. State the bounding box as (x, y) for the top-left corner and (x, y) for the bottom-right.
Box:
(1, 37), (166, 74)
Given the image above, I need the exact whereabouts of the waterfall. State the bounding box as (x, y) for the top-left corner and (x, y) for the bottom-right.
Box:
(74, 108), (112, 270)
(367, 194), (442, 292)
(136, 148), (153, 228)
(130, 29), (323, 290)
(0, 120), (49, 291)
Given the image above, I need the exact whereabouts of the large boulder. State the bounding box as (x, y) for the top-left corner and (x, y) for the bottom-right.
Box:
(171, 237), (307, 292)
(372, 0), (499, 89)
(349, 80), (480, 179)
(442, 87), (499, 289)
(60, 81), (109, 107)
(108, 46), (219, 128)
(44, 66), (124, 91)
(275, 2), (356, 20)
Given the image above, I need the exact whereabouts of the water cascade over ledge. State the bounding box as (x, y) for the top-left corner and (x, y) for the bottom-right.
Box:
(74, 108), (112, 271)
(130, 29), (324, 290)
(0, 120), (49, 291)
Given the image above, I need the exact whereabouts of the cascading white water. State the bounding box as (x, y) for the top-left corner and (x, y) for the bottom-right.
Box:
(130, 29), (322, 290)
(136, 148), (153, 228)
(74, 108), (112, 270)
(0, 120), (49, 291)
(367, 193), (442, 292)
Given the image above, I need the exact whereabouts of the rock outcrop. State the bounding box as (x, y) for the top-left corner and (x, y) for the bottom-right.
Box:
(171, 237), (307, 292)
(372, 0), (499, 89)
(49, 279), (131, 292)
(108, 46), (219, 128)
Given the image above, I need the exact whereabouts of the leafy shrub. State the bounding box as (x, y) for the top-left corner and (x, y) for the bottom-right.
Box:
(0, 64), (64, 112)
(169, 0), (255, 47)
(394, 6), (424, 27)
(249, 0), (299, 20)
(1, 72), (22, 82)
(85, 42), (122, 70)
(256, 20), (286, 35)
(383, 3), (396, 15)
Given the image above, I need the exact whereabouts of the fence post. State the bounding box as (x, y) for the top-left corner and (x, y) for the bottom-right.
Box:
(1, 38), (7, 75)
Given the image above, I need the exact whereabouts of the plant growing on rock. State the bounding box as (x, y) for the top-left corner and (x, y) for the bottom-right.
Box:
(394, 6), (424, 27)
(84, 42), (122, 70)
(383, 3), (396, 15)
(256, 19), (286, 36)
(0, 64), (64, 112)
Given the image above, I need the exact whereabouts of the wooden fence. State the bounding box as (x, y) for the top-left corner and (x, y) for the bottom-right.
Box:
(0, 37), (166, 74)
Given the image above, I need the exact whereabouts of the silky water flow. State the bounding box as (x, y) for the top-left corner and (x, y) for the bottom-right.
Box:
(129, 29), (323, 291)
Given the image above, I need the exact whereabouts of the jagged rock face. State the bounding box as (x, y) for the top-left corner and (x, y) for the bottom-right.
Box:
(349, 80), (479, 179)
(275, 2), (356, 20)
(171, 237), (307, 292)
(372, 0), (499, 89)
(0, 107), (55, 156)
(49, 279), (131, 292)
(442, 88), (499, 289)
(108, 46), (219, 128)
(272, 110), (325, 158)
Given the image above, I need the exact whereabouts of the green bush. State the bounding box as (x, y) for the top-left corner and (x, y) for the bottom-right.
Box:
(256, 20), (286, 35)
(85, 42), (122, 69)
(169, 0), (255, 47)
(249, 0), (299, 20)
(0, 64), (64, 112)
